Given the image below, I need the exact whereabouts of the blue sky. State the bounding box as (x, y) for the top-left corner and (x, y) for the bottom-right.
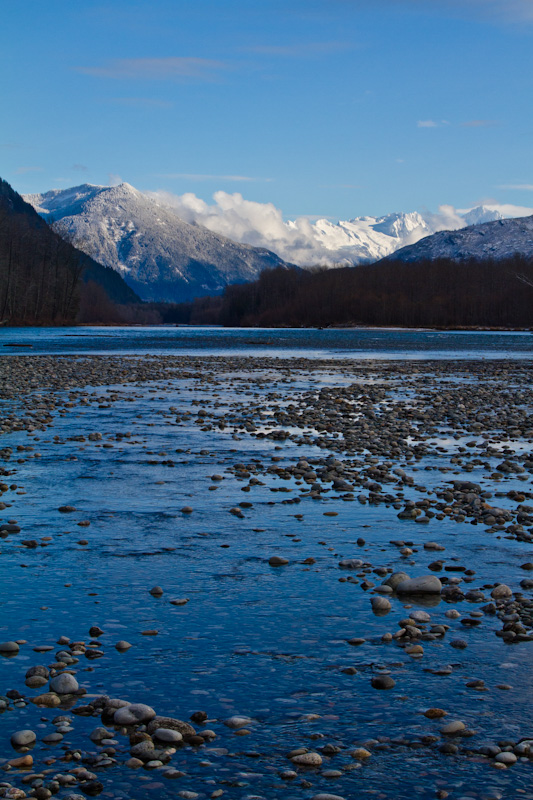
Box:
(2, 0), (533, 220)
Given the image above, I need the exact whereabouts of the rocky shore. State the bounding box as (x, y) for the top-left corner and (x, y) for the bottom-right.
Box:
(1, 354), (533, 800)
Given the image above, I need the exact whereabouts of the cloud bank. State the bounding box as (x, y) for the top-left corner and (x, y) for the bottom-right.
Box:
(147, 189), (533, 266)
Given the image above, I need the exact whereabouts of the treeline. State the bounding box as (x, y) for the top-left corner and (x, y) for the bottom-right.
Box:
(0, 178), (142, 325)
(169, 255), (533, 328)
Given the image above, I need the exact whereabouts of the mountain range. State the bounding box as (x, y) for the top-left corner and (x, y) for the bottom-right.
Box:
(25, 183), (288, 303)
(382, 213), (533, 263)
(24, 181), (533, 304)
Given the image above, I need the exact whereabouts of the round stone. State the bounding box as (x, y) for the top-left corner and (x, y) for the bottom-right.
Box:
(371, 675), (396, 690)
(49, 673), (79, 694)
(153, 728), (183, 743)
(269, 556), (289, 566)
(224, 716), (255, 729)
(441, 720), (466, 735)
(11, 730), (37, 748)
(491, 584), (513, 599)
(371, 596), (391, 613)
(0, 641), (20, 654)
(312, 795), (347, 800)
(114, 703), (157, 725)
(291, 751), (323, 767)
(495, 751), (517, 765)
(396, 576), (442, 594)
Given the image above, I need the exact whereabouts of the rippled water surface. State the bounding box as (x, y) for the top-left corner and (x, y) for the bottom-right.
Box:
(2, 325), (533, 359)
(1, 332), (533, 800)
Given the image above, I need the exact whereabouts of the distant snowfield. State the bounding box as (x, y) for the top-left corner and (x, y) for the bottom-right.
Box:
(147, 188), (533, 267)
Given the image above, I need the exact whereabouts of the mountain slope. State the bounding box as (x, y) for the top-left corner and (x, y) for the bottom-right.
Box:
(25, 183), (289, 303)
(382, 214), (533, 263)
(0, 178), (139, 325)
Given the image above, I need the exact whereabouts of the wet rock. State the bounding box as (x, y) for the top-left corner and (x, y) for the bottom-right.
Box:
(32, 693), (61, 708)
(495, 752), (517, 765)
(396, 576), (442, 594)
(10, 730), (36, 748)
(146, 716), (196, 739)
(491, 584), (513, 599)
(339, 559), (364, 569)
(441, 720), (466, 735)
(0, 641), (20, 655)
(153, 728), (183, 743)
(383, 572), (409, 590)
(291, 751), (323, 767)
(224, 716), (255, 729)
(371, 675), (395, 690)
(49, 673), (79, 694)
(114, 703), (156, 725)
(269, 556), (289, 566)
(371, 596), (391, 614)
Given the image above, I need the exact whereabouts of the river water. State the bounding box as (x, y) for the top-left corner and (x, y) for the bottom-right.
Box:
(2, 325), (533, 359)
(1, 328), (533, 800)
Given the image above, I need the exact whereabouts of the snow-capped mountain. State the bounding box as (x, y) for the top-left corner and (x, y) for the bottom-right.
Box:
(24, 183), (288, 302)
(382, 214), (533, 263)
(24, 182), (533, 303)
(145, 188), (533, 268)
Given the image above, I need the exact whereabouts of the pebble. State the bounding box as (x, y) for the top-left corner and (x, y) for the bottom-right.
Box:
(0, 641), (20, 654)
(269, 556), (289, 566)
(224, 716), (256, 729)
(371, 675), (396, 690)
(441, 720), (466, 735)
(371, 596), (391, 613)
(291, 752), (323, 767)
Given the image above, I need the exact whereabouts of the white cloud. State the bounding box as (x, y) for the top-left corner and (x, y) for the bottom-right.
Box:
(147, 188), (533, 267)
(148, 189), (334, 264)
(76, 57), (227, 81)
(14, 166), (43, 174)
(417, 120), (438, 128)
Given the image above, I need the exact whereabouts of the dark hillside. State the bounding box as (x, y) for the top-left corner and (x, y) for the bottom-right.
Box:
(173, 256), (533, 328)
(0, 178), (139, 325)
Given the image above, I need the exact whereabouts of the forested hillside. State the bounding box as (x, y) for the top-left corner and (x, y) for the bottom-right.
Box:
(0, 179), (139, 324)
(174, 256), (533, 329)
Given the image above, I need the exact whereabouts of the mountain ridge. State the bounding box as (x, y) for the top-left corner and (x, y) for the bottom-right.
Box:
(25, 183), (289, 303)
(381, 214), (533, 263)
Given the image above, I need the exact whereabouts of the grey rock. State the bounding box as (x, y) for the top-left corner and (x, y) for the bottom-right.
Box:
(396, 575), (442, 594)
(114, 703), (156, 725)
(11, 730), (36, 748)
(49, 673), (79, 694)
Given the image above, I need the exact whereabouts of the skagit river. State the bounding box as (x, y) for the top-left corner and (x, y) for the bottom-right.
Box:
(1, 327), (533, 800)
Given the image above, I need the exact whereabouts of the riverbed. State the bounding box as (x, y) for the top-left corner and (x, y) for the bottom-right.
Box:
(1, 330), (533, 800)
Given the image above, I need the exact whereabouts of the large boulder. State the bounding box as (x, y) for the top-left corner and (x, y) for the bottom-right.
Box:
(396, 576), (442, 595)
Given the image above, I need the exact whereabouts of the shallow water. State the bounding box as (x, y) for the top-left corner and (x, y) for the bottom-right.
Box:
(1, 343), (533, 800)
(3, 325), (533, 359)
